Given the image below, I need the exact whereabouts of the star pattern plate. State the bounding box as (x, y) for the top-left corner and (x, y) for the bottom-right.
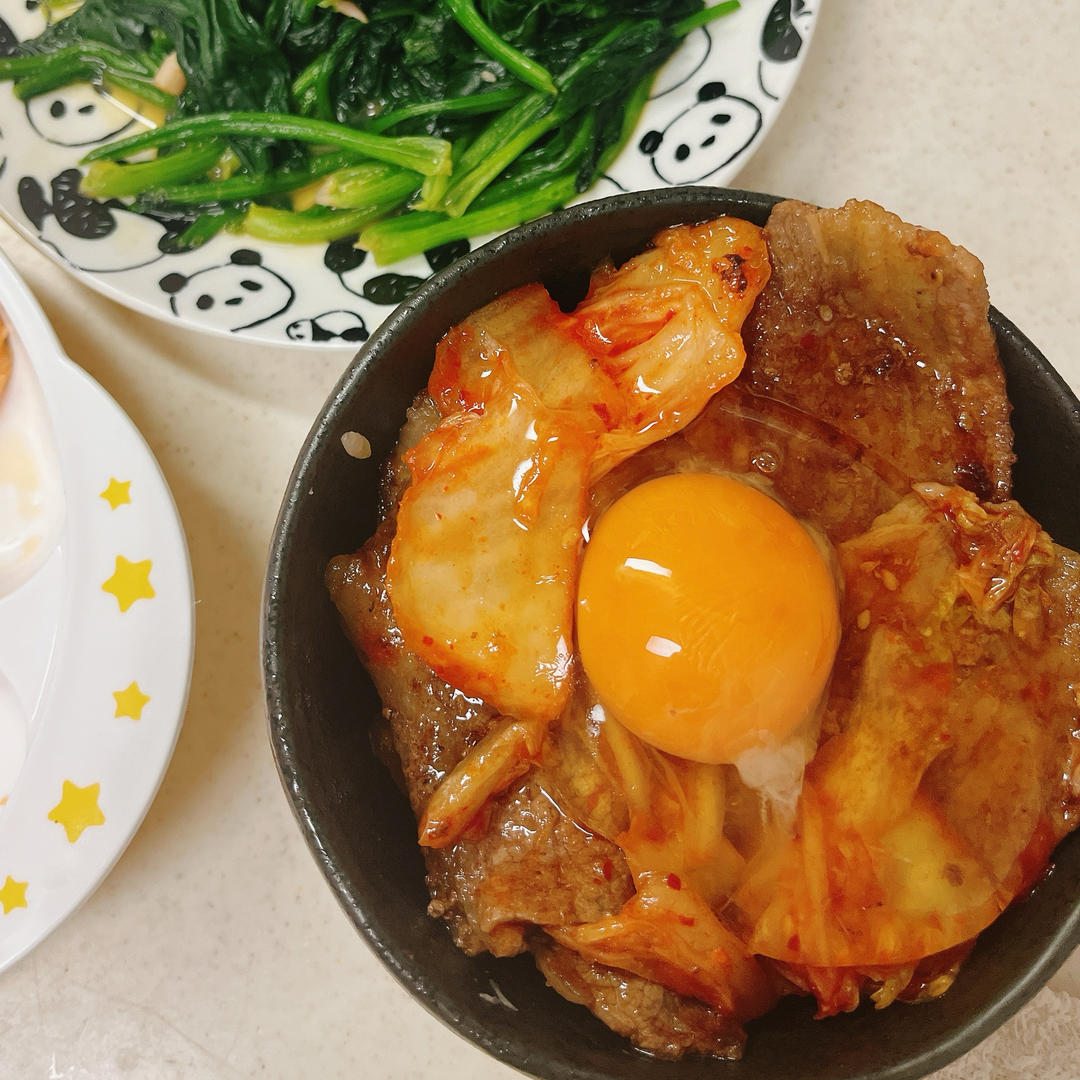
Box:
(0, 248), (194, 973)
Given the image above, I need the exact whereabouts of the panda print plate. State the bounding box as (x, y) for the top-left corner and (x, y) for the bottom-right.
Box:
(0, 0), (817, 349)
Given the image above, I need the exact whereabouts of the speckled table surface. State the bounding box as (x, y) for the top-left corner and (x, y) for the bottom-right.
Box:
(1, 2), (1079, 1078)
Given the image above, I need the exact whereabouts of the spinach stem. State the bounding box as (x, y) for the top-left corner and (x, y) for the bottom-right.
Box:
(175, 208), (245, 250)
(143, 150), (360, 204)
(481, 112), (594, 202)
(367, 87), (526, 134)
(434, 19), (634, 217)
(441, 0), (557, 95)
(439, 111), (557, 217)
(81, 141), (228, 199)
(360, 173), (577, 265)
(673, 0), (740, 37)
(0, 43), (152, 82)
(244, 200), (410, 244)
(317, 163), (422, 209)
(452, 91), (550, 177)
(596, 72), (653, 175)
(81, 112), (453, 178)
(101, 73), (176, 111)
(12, 60), (173, 108)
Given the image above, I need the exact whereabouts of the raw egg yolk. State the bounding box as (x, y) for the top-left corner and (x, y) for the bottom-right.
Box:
(576, 472), (840, 764)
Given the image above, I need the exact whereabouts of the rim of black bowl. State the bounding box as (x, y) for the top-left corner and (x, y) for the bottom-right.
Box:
(263, 186), (1080, 1080)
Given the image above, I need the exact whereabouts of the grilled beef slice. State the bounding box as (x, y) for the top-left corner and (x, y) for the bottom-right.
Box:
(743, 199), (1014, 501)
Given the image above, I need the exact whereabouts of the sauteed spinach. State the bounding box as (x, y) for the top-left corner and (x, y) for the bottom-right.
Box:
(0, 0), (739, 261)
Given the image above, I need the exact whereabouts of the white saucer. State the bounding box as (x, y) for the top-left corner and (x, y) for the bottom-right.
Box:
(0, 248), (193, 972)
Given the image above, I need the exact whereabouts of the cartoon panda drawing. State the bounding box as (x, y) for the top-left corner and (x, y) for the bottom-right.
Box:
(26, 83), (136, 147)
(6, 0), (133, 148)
(582, 174), (626, 199)
(286, 309), (369, 344)
(637, 82), (763, 186)
(158, 250), (295, 332)
(18, 169), (170, 273)
(3, 4), (45, 44)
(759, 0), (814, 101)
(0, 15), (18, 58)
(649, 26), (713, 101)
(424, 239), (469, 274)
(323, 234), (430, 305)
(324, 234), (369, 297)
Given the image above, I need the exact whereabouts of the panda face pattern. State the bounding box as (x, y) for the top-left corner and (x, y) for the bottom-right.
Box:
(324, 235), (369, 298)
(159, 251), (295, 332)
(286, 309), (369, 344)
(758, 0), (814, 100)
(18, 170), (169, 273)
(638, 82), (763, 186)
(649, 26), (712, 100)
(0, 16), (18, 59)
(27, 84), (134, 147)
(0, 5), (49, 62)
(762, 0), (813, 63)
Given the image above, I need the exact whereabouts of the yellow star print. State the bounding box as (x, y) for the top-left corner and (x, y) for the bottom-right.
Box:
(48, 781), (106, 843)
(113, 681), (150, 720)
(102, 555), (155, 612)
(0, 876), (27, 914)
(99, 478), (131, 510)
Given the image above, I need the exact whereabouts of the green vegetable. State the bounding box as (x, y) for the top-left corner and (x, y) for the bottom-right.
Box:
(81, 112), (453, 177)
(173, 206), (244, 250)
(316, 163), (423, 209)
(0, 42), (162, 102)
(442, 0), (557, 95)
(359, 172), (577, 264)
(366, 87), (525, 135)
(81, 140), (227, 198)
(0, 0), (741, 259)
(433, 17), (673, 217)
(137, 149), (359, 205)
(245, 201), (408, 243)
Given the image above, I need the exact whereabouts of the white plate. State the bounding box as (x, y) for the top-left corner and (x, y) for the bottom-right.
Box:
(0, 247), (193, 973)
(0, 0), (817, 348)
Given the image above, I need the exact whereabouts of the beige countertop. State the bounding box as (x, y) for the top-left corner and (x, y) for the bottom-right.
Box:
(1, 2), (1079, 1077)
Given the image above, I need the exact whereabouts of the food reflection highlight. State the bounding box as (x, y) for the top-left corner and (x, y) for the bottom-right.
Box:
(577, 471), (840, 771)
(327, 199), (1080, 1060)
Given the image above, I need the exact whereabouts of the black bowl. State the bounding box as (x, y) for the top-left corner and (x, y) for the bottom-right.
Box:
(263, 187), (1080, 1080)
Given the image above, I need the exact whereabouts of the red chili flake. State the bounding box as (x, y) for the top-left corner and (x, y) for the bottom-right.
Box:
(591, 402), (614, 429)
(645, 822), (666, 843)
(787, 934), (801, 952)
(678, 915), (695, 927)
(422, 635), (434, 646)
(665, 873), (682, 890)
(601, 859), (613, 882)
(800, 332), (817, 351)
